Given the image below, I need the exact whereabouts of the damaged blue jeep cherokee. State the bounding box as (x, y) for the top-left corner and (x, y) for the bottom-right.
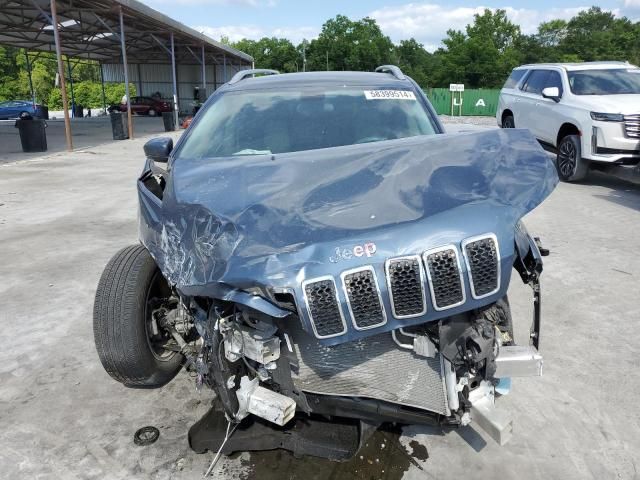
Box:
(94, 66), (558, 457)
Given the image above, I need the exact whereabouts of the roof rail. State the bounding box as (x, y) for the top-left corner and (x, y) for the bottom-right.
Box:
(228, 69), (280, 85)
(375, 65), (406, 80)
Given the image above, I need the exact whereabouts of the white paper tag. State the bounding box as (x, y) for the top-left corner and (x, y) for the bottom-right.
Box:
(364, 90), (416, 100)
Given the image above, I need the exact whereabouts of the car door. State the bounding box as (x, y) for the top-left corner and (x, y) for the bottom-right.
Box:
(517, 70), (551, 140)
(7, 101), (27, 118)
(139, 98), (153, 114)
(530, 70), (565, 145)
(499, 69), (528, 126)
(130, 97), (143, 114)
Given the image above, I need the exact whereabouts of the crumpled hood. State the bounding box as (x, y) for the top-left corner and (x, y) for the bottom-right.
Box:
(138, 128), (557, 343)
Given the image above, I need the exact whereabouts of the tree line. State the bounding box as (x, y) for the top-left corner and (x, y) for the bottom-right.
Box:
(0, 48), (133, 109)
(1, 6), (638, 108)
(233, 7), (640, 88)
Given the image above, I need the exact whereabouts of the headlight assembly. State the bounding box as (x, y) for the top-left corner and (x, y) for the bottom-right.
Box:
(590, 112), (624, 122)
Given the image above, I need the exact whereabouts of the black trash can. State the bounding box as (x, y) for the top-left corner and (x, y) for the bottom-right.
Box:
(162, 111), (175, 132)
(74, 104), (84, 118)
(110, 112), (129, 140)
(36, 105), (49, 120)
(15, 117), (47, 152)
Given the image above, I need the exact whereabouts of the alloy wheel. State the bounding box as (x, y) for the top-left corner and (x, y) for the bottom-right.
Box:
(558, 140), (577, 178)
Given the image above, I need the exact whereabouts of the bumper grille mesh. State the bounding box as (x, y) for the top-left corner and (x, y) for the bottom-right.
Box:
(343, 269), (385, 329)
(464, 237), (499, 297)
(387, 258), (425, 317)
(624, 114), (640, 139)
(425, 249), (464, 309)
(304, 279), (345, 337)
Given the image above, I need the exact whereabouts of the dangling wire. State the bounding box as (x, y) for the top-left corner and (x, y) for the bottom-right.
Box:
(203, 418), (238, 477)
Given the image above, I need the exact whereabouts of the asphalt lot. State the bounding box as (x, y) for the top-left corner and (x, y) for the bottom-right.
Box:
(0, 120), (638, 479)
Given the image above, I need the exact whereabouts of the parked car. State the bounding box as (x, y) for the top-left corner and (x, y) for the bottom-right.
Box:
(120, 96), (172, 116)
(93, 67), (557, 459)
(0, 100), (45, 120)
(497, 61), (640, 182)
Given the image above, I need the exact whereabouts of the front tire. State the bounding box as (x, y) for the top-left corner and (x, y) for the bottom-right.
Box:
(556, 134), (588, 182)
(93, 245), (183, 388)
(502, 115), (515, 128)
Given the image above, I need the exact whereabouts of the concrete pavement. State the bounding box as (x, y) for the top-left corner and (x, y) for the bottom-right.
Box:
(0, 125), (638, 479)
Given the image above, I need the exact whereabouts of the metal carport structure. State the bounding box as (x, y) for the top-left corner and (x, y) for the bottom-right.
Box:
(0, 0), (253, 150)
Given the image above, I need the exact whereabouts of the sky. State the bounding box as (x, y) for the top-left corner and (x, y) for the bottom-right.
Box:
(141, 0), (640, 51)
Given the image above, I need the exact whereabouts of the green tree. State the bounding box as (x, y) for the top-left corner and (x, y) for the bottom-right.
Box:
(306, 15), (396, 72)
(433, 9), (523, 88)
(395, 38), (433, 87)
(0, 46), (25, 101)
(561, 7), (638, 64)
(537, 20), (568, 48)
(233, 37), (299, 72)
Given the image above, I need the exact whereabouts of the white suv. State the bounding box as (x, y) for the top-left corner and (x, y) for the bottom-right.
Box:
(497, 62), (640, 181)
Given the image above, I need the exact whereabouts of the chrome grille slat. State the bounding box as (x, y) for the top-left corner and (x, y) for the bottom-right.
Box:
(385, 256), (427, 319)
(341, 267), (386, 330)
(302, 234), (501, 338)
(303, 277), (347, 338)
(623, 115), (640, 138)
(423, 246), (465, 311)
(462, 234), (500, 299)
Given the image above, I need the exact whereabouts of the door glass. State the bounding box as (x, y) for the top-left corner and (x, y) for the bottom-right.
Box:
(545, 71), (563, 96)
(522, 70), (550, 95)
(504, 69), (527, 89)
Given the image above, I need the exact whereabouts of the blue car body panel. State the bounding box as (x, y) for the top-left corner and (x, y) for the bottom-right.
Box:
(138, 128), (558, 346)
(0, 100), (38, 119)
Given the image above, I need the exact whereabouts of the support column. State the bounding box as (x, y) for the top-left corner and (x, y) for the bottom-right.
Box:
(24, 51), (36, 108)
(223, 54), (227, 82)
(136, 63), (143, 97)
(170, 32), (178, 129)
(50, 0), (72, 151)
(201, 44), (206, 92)
(119, 6), (133, 139)
(66, 59), (75, 118)
(99, 63), (107, 114)
(213, 59), (217, 91)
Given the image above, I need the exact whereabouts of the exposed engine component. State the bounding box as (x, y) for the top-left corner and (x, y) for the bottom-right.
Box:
(391, 328), (437, 358)
(236, 376), (296, 426)
(469, 380), (513, 446)
(438, 313), (499, 379)
(494, 345), (543, 377)
(221, 319), (281, 365)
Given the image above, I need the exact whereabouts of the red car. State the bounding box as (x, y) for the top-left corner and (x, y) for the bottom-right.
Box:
(120, 96), (172, 116)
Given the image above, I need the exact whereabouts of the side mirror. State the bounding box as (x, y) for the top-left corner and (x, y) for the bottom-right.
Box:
(542, 87), (561, 102)
(143, 137), (173, 163)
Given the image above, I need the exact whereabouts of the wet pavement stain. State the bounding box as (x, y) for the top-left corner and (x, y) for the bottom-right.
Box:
(408, 440), (428, 462)
(234, 425), (429, 480)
